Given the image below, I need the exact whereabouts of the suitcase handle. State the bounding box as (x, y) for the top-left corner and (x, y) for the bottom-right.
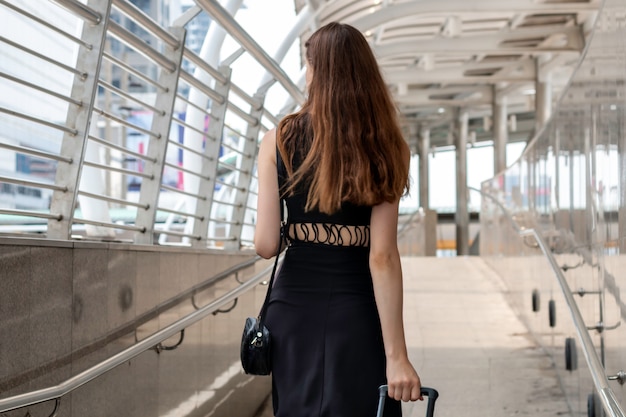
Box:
(377, 385), (439, 417)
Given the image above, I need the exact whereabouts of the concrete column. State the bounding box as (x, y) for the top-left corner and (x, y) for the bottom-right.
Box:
(418, 128), (430, 210)
(554, 129), (560, 210)
(527, 148), (535, 211)
(493, 87), (508, 174)
(535, 58), (552, 135)
(454, 109), (470, 256)
(568, 146), (575, 229)
(583, 127), (591, 243)
(619, 111), (626, 253)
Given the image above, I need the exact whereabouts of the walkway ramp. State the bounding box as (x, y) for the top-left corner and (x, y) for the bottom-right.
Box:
(402, 256), (569, 417)
(256, 256), (570, 417)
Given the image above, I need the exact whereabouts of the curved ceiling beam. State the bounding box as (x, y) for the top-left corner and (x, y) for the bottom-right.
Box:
(395, 86), (537, 109)
(382, 58), (537, 85)
(372, 25), (585, 58)
(394, 85), (494, 106)
(350, 0), (601, 31)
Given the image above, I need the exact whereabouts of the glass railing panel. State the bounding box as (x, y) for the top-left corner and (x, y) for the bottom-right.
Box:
(481, 0), (626, 415)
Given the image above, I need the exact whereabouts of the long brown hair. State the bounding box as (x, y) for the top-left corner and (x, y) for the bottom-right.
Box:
(277, 22), (409, 214)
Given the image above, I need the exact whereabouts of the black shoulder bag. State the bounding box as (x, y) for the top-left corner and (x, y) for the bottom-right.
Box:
(240, 151), (285, 375)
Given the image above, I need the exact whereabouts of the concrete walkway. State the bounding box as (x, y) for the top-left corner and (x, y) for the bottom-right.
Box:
(256, 257), (570, 417)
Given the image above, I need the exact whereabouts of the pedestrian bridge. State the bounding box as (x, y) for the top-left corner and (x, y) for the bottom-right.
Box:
(0, 1), (625, 416)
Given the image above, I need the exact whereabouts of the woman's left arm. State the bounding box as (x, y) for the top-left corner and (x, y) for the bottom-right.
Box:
(369, 199), (422, 402)
(254, 128), (282, 259)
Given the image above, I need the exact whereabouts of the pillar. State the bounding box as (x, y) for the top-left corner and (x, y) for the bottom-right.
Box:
(620, 110), (626, 253)
(454, 109), (470, 256)
(493, 87), (508, 174)
(535, 58), (552, 135)
(418, 128), (430, 210)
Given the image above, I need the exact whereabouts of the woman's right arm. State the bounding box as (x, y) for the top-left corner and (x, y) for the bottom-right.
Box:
(254, 128), (282, 259)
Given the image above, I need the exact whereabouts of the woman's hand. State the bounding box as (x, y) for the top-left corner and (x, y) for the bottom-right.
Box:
(386, 357), (423, 402)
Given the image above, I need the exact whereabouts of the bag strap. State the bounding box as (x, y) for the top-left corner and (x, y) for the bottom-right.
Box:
(257, 147), (285, 327)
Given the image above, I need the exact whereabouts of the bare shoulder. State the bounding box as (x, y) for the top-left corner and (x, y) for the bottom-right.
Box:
(261, 128), (277, 148)
(257, 128), (277, 164)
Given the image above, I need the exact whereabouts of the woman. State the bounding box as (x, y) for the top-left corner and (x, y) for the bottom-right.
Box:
(255, 22), (422, 417)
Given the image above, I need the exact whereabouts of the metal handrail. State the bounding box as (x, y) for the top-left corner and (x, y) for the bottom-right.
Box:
(397, 209), (424, 238)
(49, 0), (101, 24)
(521, 228), (626, 417)
(476, 186), (626, 417)
(112, 0), (180, 49)
(0, 256), (280, 413)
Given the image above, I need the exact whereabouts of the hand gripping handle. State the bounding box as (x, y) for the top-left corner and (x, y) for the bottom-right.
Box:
(377, 385), (439, 417)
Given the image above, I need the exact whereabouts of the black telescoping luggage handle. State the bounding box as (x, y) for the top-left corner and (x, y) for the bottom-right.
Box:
(376, 385), (439, 417)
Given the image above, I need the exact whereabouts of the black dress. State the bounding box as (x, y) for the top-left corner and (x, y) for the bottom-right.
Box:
(264, 146), (402, 417)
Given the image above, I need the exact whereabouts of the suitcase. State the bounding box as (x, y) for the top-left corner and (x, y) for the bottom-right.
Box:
(376, 385), (439, 417)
